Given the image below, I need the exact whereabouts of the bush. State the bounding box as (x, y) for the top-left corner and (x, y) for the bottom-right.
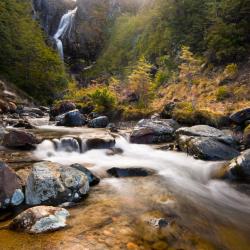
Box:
(216, 86), (231, 101)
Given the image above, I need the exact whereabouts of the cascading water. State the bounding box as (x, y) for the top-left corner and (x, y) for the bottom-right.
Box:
(53, 7), (77, 59)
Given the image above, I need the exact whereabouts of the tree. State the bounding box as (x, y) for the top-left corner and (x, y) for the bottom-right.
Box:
(128, 57), (153, 108)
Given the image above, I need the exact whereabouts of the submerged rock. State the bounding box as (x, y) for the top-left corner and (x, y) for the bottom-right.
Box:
(0, 162), (24, 209)
(2, 130), (40, 149)
(178, 135), (240, 161)
(130, 119), (180, 144)
(230, 108), (250, 125)
(56, 109), (86, 127)
(10, 206), (69, 234)
(227, 149), (250, 181)
(107, 167), (155, 178)
(84, 133), (115, 150)
(25, 161), (89, 205)
(70, 163), (100, 186)
(88, 116), (109, 128)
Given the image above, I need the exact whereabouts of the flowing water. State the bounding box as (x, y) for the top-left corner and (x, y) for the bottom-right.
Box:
(1, 126), (250, 249)
(53, 7), (77, 58)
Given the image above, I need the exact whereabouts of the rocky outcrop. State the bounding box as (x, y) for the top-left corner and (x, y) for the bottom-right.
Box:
(56, 109), (86, 127)
(25, 161), (89, 205)
(130, 119), (180, 144)
(88, 116), (109, 128)
(0, 162), (24, 209)
(2, 130), (41, 149)
(226, 149), (250, 181)
(178, 135), (240, 161)
(10, 206), (69, 233)
(107, 167), (155, 178)
(230, 107), (250, 125)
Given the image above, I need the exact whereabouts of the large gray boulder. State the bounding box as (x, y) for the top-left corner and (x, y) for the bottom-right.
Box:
(230, 107), (250, 125)
(10, 206), (69, 233)
(25, 161), (89, 205)
(0, 162), (24, 209)
(130, 119), (180, 144)
(2, 130), (40, 149)
(178, 135), (240, 161)
(227, 149), (250, 181)
(176, 125), (235, 146)
(88, 116), (109, 128)
(56, 109), (86, 127)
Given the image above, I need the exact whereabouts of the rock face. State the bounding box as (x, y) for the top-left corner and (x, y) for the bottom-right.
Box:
(56, 109), (86, 127)
(0, 162), (24, 209)
(107, 167), (155, 178)
(2, 130), (40, 149)
(230, 108), (250, 125)
(70, 163), (100, 186)
(10, 206), (69, 234)
(88, 116), (109, 128)
(130, 119), (180, 144)
(227, 149), (250, 181)
(25, 161), (89, 205)
(178, 135), (240, 161)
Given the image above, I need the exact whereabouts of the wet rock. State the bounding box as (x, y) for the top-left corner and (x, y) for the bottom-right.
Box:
(2, 130), (40, 149)
(0, 126), (6, 141)
(10, 206), (69, 234)
(106, 147), (123, 156)
(51, 101), (76, 117)
(243, 125), (250, 148)
(13, 119), (35, 129)
(130, 119), (180, 144)
(230, 108), (250, 125)
(16, 168), (32, 187)
(70, 163), (100, 186)
(56, 109), (86, 127)
(25, 161), (89, 205)
(88, 116), (109, 128)
(107, 123), (118, 132)
(227, 149), (250, 181)
(39, 106), (50, 113)
(84, 134), (115, 150)
(107, 167), (155, 178)
(21, 107), (45, 117)
(178, 135), (240, 161)
(176, 125), (236, 146)
(53, 137), (80, 152)
(0, 162), (24, 209)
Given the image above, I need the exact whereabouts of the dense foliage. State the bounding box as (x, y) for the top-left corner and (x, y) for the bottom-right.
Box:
(91, 0), (250, 76)
(0, 0), (68, 104)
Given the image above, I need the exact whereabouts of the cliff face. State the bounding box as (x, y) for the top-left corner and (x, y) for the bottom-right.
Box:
(33, 0), (120, 62)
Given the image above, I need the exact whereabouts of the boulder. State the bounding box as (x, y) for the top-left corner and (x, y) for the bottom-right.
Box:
(51, 101), (76, 117)
(70, 163), (100, 186)
(25, 161), (89, 205)
(107, 167), (155, 178)
(243, 125), (250, 148)
(227, 149), (250, 181)
(8, 102), (17, 113)
(56, 109), (86, 127)
(10, 206), (69, 234)
(176, 125), (236, 146)
(178, 135), (240, 161)
(13, 120), (35, 129)
(88, 116), (109, 128)
(0, 162), (24, 209)
(84, 134), (115, 150)
(130, 119), (180, 144)
(22, 107), (45, 117)
(2, 130), (40, 149)
(230, 108), (250, 125)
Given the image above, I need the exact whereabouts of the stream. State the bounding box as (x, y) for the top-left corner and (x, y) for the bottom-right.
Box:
(0, 125), (250, 249)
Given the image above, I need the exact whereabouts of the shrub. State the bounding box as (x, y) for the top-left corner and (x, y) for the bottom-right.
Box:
(216, 86), (231, 101)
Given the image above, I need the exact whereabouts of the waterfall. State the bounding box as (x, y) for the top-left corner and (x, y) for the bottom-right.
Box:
(53, 7), (78, 59)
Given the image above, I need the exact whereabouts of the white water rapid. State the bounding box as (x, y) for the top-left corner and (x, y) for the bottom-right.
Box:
(34, 136), (250, 231)
(53, 7), (77, 59)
